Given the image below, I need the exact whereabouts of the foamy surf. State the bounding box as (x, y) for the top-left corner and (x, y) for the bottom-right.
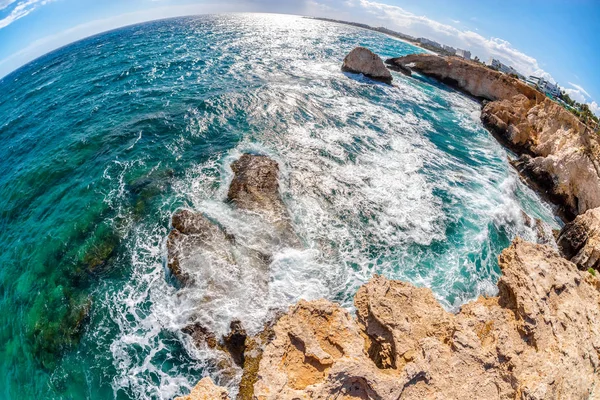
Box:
(0, 14), (561, 400)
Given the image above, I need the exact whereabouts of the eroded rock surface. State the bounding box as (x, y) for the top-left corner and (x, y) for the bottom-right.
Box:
(341, 46), (393, 84)
(483, 95), (600, 217)
(175, 377), (230, 400)
(227, 154), (299, 246)
(234, 239), (600, 399)
(558, 207), (600, 271)
(166, 209), (234, 284)
(388, 53), (600, 218)
(387, 53), (541, 101)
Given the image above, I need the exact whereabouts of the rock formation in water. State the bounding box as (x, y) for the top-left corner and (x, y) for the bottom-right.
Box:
(167, 154), (299, 285)
(558, 207), (600, 271)
(341, 47), (393, 84)
(175, 377), (230, 400)
(227, 154), (299, 246)
(388, 53), (600, 220)
(217, 239), (599, 399)
(386, 53), (541, 102)
(166, 209), (234, 284)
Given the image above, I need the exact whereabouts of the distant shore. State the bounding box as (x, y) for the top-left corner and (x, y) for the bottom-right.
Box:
(306, 16), (450, 56)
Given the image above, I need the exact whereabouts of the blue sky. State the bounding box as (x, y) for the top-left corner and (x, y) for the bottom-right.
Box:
(0, 0), (598, 113)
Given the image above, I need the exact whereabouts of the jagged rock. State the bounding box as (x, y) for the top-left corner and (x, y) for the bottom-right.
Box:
(228, 154), (284, 214)
(228, 154), (299, 246)
(238, 315), (281, 400)
(558, 207), (600, 271)
(384, 58), (411, 76)
(341, 47), (393, 84)
(388, 53), (600, 217)
(231, 239), (600, 399)
(182, 323), (219, 349)
(222, 320), (247, 368)
(166, 209), (234, 285)
(520, 210), (556, 246)
(175, 377), (230, 400)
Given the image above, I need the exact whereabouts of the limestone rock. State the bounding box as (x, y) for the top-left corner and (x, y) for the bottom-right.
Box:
(483, 96), (600, 217)
(236, 239), (600, 399)
(387, 53), (541, 101)
(558, 207), (600, 271)
(175, 377), (230, 400)
(342, 47), (393, 84)
(388, 53), (600, 217)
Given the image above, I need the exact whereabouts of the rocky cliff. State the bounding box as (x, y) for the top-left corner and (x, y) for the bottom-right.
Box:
(389, 53), (600, 221)
(184, 239), (600, 399)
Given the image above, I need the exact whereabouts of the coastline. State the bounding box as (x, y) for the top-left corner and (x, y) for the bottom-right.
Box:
(178, 48), (600, 399)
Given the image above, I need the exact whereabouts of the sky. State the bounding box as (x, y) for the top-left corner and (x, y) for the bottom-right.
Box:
(0, 0), (599, 114)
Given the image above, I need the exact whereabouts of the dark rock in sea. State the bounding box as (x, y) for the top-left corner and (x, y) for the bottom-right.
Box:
(182, 322), (219, 349)
(222, 320), (247, 368)
(341, 47), (393, 84)
(384, 58), (412, 76)
(228, 154), (283, 213)
(228, 154), (300, 247)
(166, 209), (234, 285)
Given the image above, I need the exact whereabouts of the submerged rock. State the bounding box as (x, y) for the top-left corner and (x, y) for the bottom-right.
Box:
(341, 46), (393, 84)
(558, 207), (600, 271)
(175, 377), (230, 400)
(224, 239), (600, 399)
(166, 209), (234, 285)
(222, 320), (247, 368)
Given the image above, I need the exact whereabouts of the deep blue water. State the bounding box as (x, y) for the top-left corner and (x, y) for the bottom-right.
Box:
(0, 14), (559, 399)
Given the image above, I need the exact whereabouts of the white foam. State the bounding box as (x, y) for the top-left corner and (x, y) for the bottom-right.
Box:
(87, 15), (561, 398)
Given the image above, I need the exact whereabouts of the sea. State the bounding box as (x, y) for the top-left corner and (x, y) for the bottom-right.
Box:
(0, 13), (560, 399)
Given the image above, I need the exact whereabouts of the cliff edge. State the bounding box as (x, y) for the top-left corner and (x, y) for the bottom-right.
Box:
(185, 239), (600, 399)
(388, 53), (600, 220)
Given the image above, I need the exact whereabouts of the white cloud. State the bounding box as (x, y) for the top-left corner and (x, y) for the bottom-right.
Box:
(563, 87), (586, 103)
(590, 101), (600, 117)
(0, 0), (16, 11)
(0, 0), (54, 29)
(340, 0), (553, 80)
(568, 82), (591, 98)
(560, 83), (599, 117)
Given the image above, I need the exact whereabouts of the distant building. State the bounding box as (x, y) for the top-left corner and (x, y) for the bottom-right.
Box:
(486, 58), (525, 79)
(455, 48), (471, 60)
(418, 37), (442, 48)
(443, 45), (456, 54)
(527, 76), (561, 97)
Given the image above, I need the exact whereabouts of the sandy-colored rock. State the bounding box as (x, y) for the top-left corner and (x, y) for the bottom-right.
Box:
(342, 47), (393, 84)
(176, 377), (230, 400)
(387, 54), (541, 101)
(483, 96), (600, 217)
(558, 207), (600, 271)
(388, 53), (600, 217)
(237, 239), (600, 399)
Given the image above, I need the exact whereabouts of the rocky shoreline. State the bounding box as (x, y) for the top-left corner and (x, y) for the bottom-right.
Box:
(174, 49), (600, 399)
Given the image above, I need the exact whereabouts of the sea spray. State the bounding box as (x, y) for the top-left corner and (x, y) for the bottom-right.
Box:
(0, 14), (559, 399)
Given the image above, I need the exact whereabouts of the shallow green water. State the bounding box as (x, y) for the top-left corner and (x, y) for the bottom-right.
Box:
(0, 14), (560, 399)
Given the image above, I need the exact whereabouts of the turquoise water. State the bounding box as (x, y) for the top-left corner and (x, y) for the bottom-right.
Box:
(0, 14), (560, 399)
